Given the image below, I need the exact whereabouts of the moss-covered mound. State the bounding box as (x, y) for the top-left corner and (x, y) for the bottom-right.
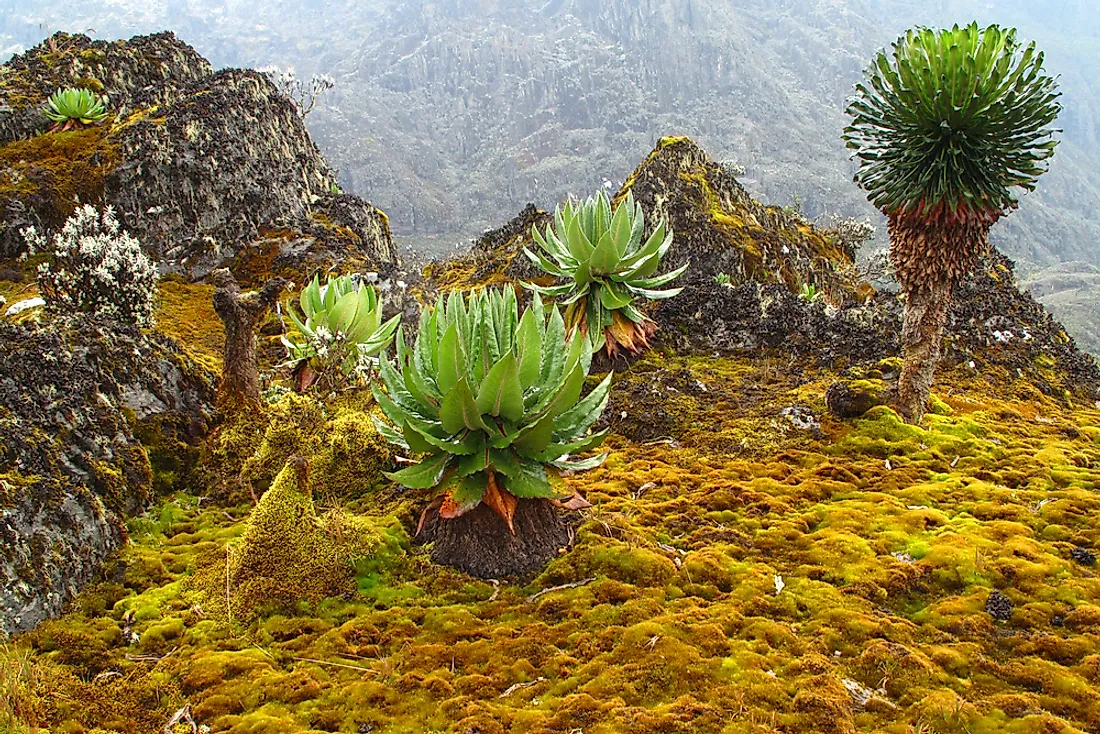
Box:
(188, 457), (382, 624)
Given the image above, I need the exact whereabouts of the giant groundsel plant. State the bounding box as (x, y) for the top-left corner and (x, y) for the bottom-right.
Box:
(44, 87), (109, 132)
(522, 191), (685, 359)
(373, 288), (611, 533)
(843, 23), (1060, 422)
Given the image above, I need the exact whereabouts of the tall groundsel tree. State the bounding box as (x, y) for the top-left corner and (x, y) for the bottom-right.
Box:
(843, 23), (1061, 422)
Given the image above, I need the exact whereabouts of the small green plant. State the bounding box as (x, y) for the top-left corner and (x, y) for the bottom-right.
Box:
(282, 274), (400, 392)
(714, 272), (732, 287)
(798, 283), (822, 303)
(373, 288), (611, 533)
(522, 190), (686, 359)
(43, 87), (109, 132)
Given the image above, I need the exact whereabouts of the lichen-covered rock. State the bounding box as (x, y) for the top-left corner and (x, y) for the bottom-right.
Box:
(0, 32), (397, 281)
(0, 317), (215, 635)
(0, 31), (212, 143)
(619, 136), (856, 298)
(422, 202), (550, 295)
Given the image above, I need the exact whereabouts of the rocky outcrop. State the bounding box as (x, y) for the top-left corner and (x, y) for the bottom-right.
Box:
(621, 137), (857, 297)
(0, 32), (397, 281)
(425, 135), (1100, 401)
(0, 317), (215, 635)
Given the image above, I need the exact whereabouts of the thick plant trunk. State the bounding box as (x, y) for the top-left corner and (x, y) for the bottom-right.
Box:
(897, 279), (953, 423)
(887, 211), (993, 424)
(420, 498), (570, 578)
(210, 268), (287, 409)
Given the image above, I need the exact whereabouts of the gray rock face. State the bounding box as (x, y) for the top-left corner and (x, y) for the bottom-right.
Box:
(0, 32), (397, 281)
(0, 31), (212, 143)
(0, 318), (215, 636)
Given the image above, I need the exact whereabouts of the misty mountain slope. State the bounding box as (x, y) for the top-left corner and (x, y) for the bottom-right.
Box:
(2, 0), (1098, 349)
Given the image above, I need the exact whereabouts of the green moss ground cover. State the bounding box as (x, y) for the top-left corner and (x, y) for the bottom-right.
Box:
(4, 346), (1100, 733)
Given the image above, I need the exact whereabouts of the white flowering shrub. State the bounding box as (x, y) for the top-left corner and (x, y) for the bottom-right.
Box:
(22, 205), (158, 326)
(817, 213), (876, 254)
(258, 66), (335, 118)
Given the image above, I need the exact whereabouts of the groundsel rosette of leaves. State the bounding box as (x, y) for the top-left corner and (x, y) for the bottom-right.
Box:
(842, 23), (1060, 230)
(522, 190), (686, 357)
(282, 274), (400, 389)
(372, 288), (612, 533)
(43, 87), (109, 131)
(21, 205), (157, 326)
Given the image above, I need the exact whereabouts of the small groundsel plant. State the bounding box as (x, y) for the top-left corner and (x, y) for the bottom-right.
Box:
(22, 205), (157, 326)
(714, 272), (732, 287)
(799, 283), (822, 303)
(44, 87), (109, 132)
(522, 190), (686, 358)
(282, 273), (400, 392)
(373, 288), (612, 533)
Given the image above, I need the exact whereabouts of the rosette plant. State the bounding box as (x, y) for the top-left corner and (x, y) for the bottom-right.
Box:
(372, 288), (612, 576)
(843, 23), (1060, 422)
(522, 190), (686, 359)
(282, 274), (400, 392)
(44, 87), (109, 132)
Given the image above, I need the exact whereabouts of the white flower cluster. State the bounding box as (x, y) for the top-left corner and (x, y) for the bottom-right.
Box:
(22, 205), (158, 327)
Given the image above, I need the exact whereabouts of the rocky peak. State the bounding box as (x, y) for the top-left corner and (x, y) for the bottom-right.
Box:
(0, 32), (397, 282)
(619, 136), (856, 297)
(0, 31), (212, 141)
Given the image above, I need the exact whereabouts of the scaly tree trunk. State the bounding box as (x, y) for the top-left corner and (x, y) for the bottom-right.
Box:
(897, 279), (953, 423)
(211, 268), (287, 410)
(888, 212), (991, 424)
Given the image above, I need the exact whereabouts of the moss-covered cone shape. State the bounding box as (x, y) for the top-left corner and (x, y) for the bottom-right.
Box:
(844, 24), (1061, 422)
(194, 457), (378, 621)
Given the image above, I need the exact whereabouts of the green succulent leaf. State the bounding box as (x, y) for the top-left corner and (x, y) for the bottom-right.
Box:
(476, 353), (524, 421)
(439, 377), (488, 433)
(384, 452), (453, 489)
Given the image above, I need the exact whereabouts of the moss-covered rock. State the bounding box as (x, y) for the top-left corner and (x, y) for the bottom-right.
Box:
(0, 32), (397, 283)
(0, 317), (214, 635)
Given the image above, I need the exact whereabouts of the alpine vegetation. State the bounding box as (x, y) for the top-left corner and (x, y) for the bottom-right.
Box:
(282, 273), (401, 392)
(372, 288), (611, 536)
(843, 23), (1060, 422)
(522, 191), (686, 359)
(43, 87), (110, 132)
(22, 205), (158, 326)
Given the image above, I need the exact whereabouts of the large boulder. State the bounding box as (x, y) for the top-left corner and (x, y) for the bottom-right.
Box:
(0, 318), (215, 635)
(0, 32), (397, 281)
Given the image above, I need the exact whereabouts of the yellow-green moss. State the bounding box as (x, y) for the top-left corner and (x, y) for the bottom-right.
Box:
(188, 459), (380, 622)
(0, 127), (120, 229)
(154, 278), (223, 374)
(9, 351), (1100, 733)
